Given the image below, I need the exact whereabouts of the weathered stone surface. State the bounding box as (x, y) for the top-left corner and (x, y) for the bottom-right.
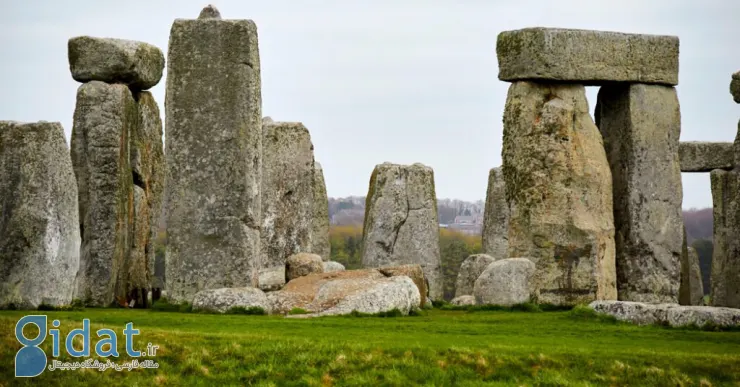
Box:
(164, 14), (262, 302)
(0, 121), (80, 309)
(503, 82), (617, 305)
(121, 186), (150, 307)
(192, 287), (270, 314)
(258, 266), (285, 292)
(310, 162), (331, 260)
(589, 300), (670, 325)
(482, 168), (509, 259)
(680, 226), (704, 306)
(68, 36), (164, 90)
(473, 258), (535, 306)
(710, 169), (740, 308)
(71, 81), (136, 307)
(198, 4), (221, 19)
(596, 84), (684, 304)
(286, 253), (324, 282)
(590, 301), (740, 328)
(276, 270), (420, 317)
(451, 295), (476, 306)
(497, 28), (679, 86)
(454, 254), (496, 298)
(323, 261), (345, 273)
(132, 91), (165, 293)
(378, 264), (428, 307)
(261, 121), (315, 271)
(361, 162), (442, 300)
(731, 71), (740, 104)
(679, 142), (734, 172)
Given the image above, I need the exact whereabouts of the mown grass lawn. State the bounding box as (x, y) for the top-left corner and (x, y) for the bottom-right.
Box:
(0, 307), (738, 386)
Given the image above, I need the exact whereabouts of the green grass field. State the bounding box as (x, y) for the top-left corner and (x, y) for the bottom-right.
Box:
(0, 307), (738, 386)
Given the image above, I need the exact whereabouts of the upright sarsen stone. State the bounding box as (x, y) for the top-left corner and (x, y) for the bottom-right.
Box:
(311, 162), (331, 260)
(71, 81), (136, 306)
(361, 163), (442, 300)
(482, 167), (509, 259)
(502, 82), (617, 305)
(710, 169), (740, 308)
(596, 84), (683, 303)
(165, 10), (262, 302)
(0, 121), (80, 309)
(132, 91), (165, 296)
(261, 121), (315, 273)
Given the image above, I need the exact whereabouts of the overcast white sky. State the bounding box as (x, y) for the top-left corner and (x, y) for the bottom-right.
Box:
(1, 0), (738, 209)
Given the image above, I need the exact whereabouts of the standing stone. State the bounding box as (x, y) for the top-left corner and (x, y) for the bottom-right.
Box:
(261, 121), (315, 275)
(0, 121), (80, 309)
(502, 82), (617, 305)
(454, 254), (496, 298)
(596, 84), (683, 303)
(120, 186), (150, 307)
(710, 169), (740, 308)
(164, 9), (262, 302)
(496, 28), (679, 86)
(68, 36), (165, 91)
(731, 71), (740, 104)
(133, 91), (165, 295)
(481, 167), (509, 259)
(680, 228), (704, 306)
(71, 81), (136, 307)
(310, 162), (331, 260)
(361, 162), (442, 300)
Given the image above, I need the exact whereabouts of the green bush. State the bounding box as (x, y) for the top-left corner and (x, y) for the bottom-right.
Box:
(151, 298), (193, 313)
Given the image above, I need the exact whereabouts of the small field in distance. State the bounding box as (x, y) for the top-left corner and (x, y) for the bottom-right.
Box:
(1, 307), (738, 386)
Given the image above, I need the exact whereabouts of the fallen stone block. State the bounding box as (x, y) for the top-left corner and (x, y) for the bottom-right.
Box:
(473, 258), (535, 306)
(322, 261), (346, 273)
(455, 254), (496, 298)
(497, 28), (679, 85)
(450, 295), (476, 307)
(679, 142), (734, 172)
(192, 287), (270, 314)
(589, 300), (740, 328)
(68, 36), (165, 90)
(286, 253), (324, 282)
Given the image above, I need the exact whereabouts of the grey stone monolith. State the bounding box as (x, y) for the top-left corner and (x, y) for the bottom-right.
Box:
(164, 7), (262, 302)
(595, 84), (683, 304)
(482, 167), (509, 259)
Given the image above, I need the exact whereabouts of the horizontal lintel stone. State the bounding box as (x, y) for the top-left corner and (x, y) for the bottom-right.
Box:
(679, 142), (734, 172)
(497, 27), (679, 86)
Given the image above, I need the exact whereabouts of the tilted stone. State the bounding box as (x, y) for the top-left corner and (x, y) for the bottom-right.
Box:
(164, 13), (262, 302)
(679, 228), (704, 306)
(132, 91), (165, 293)
(731, 71), (740, 104)
(361, 162), (443, 300)
(378, 264), (429, 307)
(261, 121), (315, 273)
(679, 142), (734, 172)
(310, 162), (331, 260)
(503, 82), (617, 305)
(481, 168), (509, 259)
(596, 84), (683, 303)
(710, 169), (740, 308)
(0, 121), (80, 309)
(455, 254), (496, 298)
(286, 253), (324, 282)
(71, 81), (136, 307)
(68, 36), (165, 90)
(497, 28), (679, 86)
